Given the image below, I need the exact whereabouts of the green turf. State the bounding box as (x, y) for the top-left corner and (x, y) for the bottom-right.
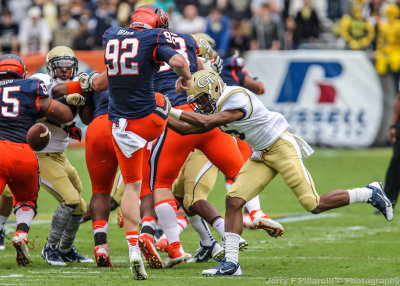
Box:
(0, 147), (399, 286)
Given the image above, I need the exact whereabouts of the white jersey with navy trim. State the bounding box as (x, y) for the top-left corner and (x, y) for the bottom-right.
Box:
(216, 85), (289, 150)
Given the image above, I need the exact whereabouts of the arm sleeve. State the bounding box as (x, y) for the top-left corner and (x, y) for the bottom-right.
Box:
(219, 92), (251, 119)
(154, 44), (178, 63)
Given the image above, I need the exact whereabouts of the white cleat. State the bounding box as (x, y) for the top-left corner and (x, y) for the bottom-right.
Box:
(250, 209), (285, 238)
(129, 252), (148, 280)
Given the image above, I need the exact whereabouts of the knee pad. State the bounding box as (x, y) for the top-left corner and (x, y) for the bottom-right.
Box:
(299, 194), (319, 212)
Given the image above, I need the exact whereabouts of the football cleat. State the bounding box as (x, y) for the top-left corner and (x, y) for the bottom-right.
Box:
(243, 212), (256, 229)
(60, 245), (94, 263)
(12, 231), (31, 266)
(202, 260), (242, 276)
(94, 243), (113, 267)
(138, 233), (163, 269)
(117, 209), (124, 228)
(250, 209), (285, 238)
(155, 234), (168, 252)
(41, 243), (66, 266)
(165, 241), (187, 268)
(188, 241), (224, 263)
(239, 237), (248, 251)
(0, 228), (6, 250)
(367, 182), (394, 221)
(129, 251), (148, 280)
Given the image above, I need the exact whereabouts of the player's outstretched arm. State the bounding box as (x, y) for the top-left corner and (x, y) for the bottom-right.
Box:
(38, 98), (74, 124)
(169, 54), (191, 92)
(243, 76), (264, 95)
(168, 108), (244, 134)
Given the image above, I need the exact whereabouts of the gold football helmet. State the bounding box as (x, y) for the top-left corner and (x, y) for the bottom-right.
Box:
(186, 70), (225, 114)
(46, 46), (78, 82)
(193, 32), (216, 48)
(192, 33), (214, 61)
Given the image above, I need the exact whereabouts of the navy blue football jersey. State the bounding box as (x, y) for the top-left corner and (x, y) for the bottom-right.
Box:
(0, 78), (49, 143)
(92, 90), (109, 119)
(154, 33), (198, 107)
(103, 27), (178, 122)
(220, 55), (248, 87)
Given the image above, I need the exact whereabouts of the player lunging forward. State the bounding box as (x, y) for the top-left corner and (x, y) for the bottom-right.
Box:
(167, 70), (394, 276)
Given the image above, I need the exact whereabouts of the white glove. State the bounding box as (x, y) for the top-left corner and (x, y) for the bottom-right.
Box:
(78, 72), (91, 92)
(64, 93), (86, 106)
(211, 56), (223, 74)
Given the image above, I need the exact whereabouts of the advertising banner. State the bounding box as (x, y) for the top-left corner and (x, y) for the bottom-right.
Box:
(245, 50), (383, 147)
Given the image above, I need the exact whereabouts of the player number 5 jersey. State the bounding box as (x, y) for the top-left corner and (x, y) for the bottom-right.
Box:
(216, 86), (289, 151)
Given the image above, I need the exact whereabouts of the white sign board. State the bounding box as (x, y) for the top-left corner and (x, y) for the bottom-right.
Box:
(245, 50), (383, 147)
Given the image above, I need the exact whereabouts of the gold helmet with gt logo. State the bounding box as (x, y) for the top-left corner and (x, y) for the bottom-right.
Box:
(186, 70), (225, 114)
(192, 33), (214, 61)
(46, 46), (78, 82)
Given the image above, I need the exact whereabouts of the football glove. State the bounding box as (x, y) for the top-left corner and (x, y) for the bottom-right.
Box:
(210, 56), (223, 74)
(64, 121), (82, 141)
(64, 93), (86, 106)
(78, 72), (98, 93)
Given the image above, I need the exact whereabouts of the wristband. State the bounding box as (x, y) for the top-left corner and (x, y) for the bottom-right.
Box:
(390, 125), (397, 129)
(169, 108), (183, 119)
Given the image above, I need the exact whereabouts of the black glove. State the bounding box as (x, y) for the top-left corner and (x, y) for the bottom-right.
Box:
(64, 122), (82, 141)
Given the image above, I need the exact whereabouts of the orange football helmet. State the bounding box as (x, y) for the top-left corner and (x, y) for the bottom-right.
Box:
(130, 4), (169, 30)
(0, 54), (27, 79)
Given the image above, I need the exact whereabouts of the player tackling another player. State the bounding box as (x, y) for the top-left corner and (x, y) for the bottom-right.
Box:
(167, 69), (394, 276)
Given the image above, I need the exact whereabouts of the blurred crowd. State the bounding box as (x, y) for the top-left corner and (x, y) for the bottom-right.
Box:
(1, 0), (400, 74)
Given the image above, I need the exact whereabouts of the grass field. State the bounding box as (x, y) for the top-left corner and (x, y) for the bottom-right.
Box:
(0, 147), (399, 285)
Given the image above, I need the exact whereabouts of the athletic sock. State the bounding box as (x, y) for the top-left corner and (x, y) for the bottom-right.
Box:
(244, 195), (261, 213)
(141, 216), (156, 236)
(154, 199), (179, 244)
(177, 215), (188, 234)
(47, 204), (75, 245)
(93, 220), (108, 246)
(347, 187), (373, 204)
(211, 217), (225, 238)
(15, 206), (35, 229)
(224, 232), (240, 264)
(59, 214), (82, 253)
(188, 215), (215, 246)
(126, 231), (140, 257)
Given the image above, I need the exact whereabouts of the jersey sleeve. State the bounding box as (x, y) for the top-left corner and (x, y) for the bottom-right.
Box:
(154, 29), (178, 63)
(219, 91), (252, 119)
(30, 73), (57, 98)
(35, 79), (50, 99)
(232, 69), (247, 86)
